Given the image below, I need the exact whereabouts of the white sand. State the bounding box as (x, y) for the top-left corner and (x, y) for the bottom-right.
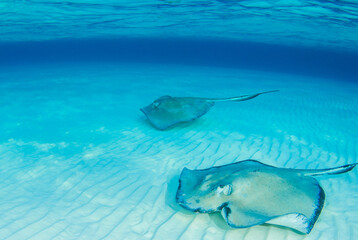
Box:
(0, 63), (357, 240)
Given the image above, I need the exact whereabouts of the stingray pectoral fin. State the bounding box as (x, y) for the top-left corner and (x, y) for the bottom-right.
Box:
(221, 205), (270, 229)
(206, 90), (279, 102)
(266, 213), (312, 234)
(221, 206), (314, 234)
(220, 174), (325, 234)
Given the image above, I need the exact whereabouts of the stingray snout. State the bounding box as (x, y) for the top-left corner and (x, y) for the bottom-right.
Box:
(176, 192), (186, 205)
(176, 190), (197, 211)
(140, 106), (150, 116)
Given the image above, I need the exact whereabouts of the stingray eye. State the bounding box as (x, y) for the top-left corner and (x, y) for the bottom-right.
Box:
(216, 184), (232, 196)
(152, 101), (160, 108)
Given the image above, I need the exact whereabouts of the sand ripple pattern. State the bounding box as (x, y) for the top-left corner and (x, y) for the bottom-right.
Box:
(0, 64), (357, 239)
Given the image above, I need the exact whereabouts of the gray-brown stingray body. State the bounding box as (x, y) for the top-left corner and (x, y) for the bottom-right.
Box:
(140, 90), (278, 130)
(176, 160), (356, 234)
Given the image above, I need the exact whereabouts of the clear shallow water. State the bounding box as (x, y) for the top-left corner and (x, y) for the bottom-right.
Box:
(0, 63), (357, 239)
(1, 0), (358, 51)
(1, 0), (358, 240)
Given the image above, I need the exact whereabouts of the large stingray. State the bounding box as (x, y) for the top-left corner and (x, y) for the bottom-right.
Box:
(176, 160), (357, 234)
(140, 90), (278, 130)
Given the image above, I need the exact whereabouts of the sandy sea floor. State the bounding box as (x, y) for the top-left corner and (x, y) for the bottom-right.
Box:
(0, 62), (357, 240)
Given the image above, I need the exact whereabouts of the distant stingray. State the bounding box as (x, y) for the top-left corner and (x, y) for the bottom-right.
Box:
(141, 90), (278, 130)
(176, 160), (357, 234)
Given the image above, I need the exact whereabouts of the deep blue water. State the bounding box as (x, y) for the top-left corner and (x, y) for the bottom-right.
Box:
(1, 38), (358, 81)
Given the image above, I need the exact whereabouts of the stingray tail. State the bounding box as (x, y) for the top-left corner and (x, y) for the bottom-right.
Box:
(300, 163), (357, 176)
(205, 90), (279, 102)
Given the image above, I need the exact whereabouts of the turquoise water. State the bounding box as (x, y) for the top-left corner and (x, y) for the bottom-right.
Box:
(1, 1), (358, 240)
(1, 0), (358, 51)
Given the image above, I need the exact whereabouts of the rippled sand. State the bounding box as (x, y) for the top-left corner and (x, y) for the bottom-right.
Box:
(0, 63), (357, 240)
